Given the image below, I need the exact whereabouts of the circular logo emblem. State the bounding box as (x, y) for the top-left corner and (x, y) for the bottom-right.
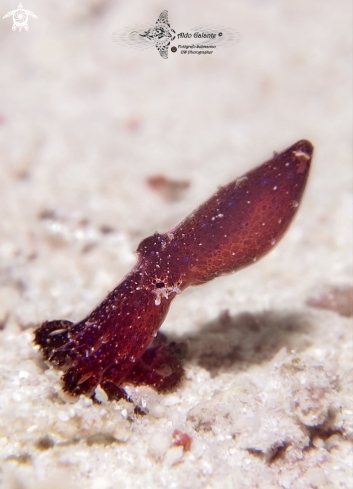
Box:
(171, 46), (177, 53)
(3, 3), (38, 32)
(14, 8), (28, 28)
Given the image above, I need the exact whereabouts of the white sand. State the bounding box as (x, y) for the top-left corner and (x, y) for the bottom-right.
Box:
(0, 1), (352, 488)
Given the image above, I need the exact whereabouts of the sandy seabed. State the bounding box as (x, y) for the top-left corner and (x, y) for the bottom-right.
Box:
(0, 1), (352, 488)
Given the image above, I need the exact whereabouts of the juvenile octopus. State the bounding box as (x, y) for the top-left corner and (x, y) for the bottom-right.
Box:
(34, 140), (313, 401)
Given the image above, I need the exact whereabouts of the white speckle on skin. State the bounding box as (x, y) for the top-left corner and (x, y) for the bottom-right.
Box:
(235, 176), (248, 188)
(273, 186), (278, 190)
(293, 149), (310, 159)
(153, 283), (182, 306)
(292, 201), (299, 207)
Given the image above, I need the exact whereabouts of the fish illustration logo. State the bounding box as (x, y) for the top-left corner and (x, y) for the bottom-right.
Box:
(112, 11), (240, 60)
(3, 3), (38, 32)
(137, 10), (175, 59)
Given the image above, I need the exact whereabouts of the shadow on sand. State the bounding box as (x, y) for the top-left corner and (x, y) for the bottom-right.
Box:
(175, 309), (315, 376)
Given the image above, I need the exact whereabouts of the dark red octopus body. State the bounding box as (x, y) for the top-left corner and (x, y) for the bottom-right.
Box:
(34, 140), (313, 400)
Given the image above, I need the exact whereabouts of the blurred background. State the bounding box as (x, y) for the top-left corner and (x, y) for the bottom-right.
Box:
(0, 0), (351, 328)
(0, 1), (352, 486)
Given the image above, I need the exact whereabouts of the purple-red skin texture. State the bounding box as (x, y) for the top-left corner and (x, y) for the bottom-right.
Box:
(34, 139), (313, 400)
